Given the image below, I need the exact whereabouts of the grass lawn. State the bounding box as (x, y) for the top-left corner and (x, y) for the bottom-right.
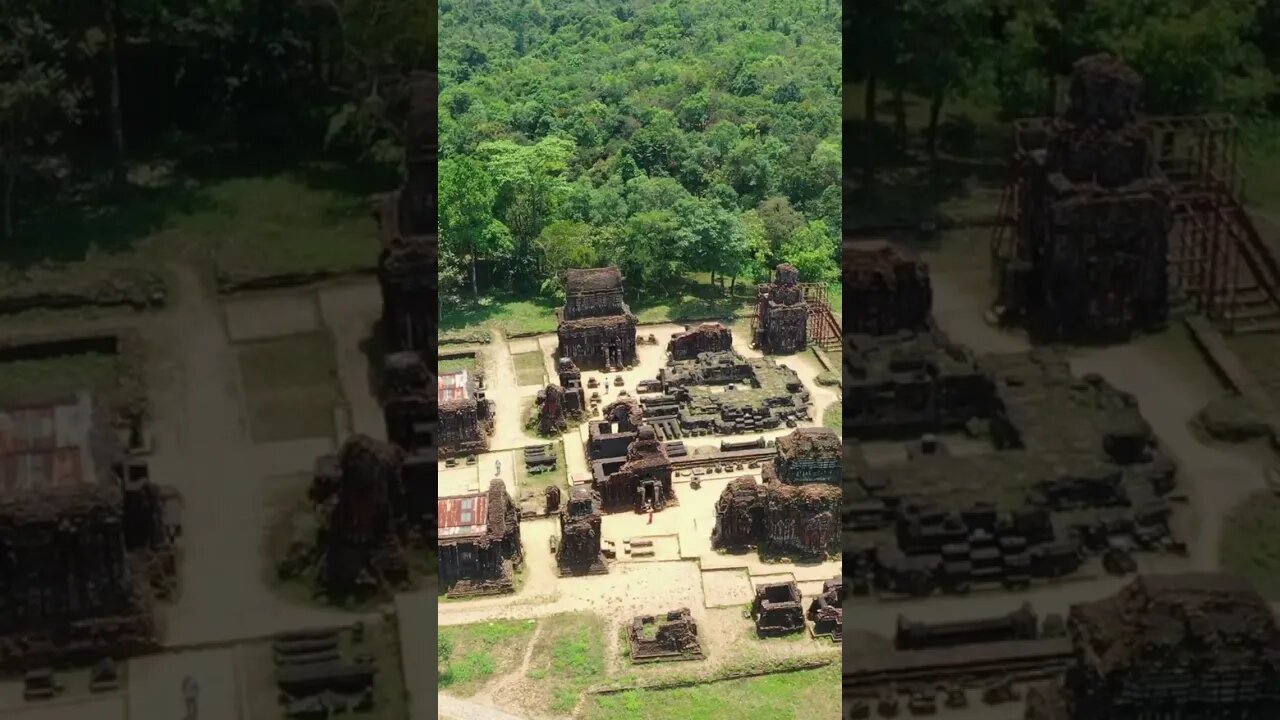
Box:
(440, 296), (561, 337)
(0, 352), (121, 406)
(206, 174), (377, 289)
(3, 158), (390, 304)
(439, 352), (479, 375)
(582, 663), (840, 720)
(238, 331), (344, 442)
(512, 350), (548, 387)
(823, 402), (842, 434)
(1221, 491), (1280, 600)
(438, 618), (540, 697)
(516, 439), (568, 496)
(527, 612), (607, 715)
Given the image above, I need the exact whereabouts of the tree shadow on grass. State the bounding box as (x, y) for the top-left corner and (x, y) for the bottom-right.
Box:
(3, 182), (215, 269)
(844, 117), (1011, 233)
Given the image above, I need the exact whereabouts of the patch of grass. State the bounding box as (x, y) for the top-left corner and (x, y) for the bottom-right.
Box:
(0, 352), (121, 406)
(440, 328), (494, 345)
(512, 350), (547, 387)
(527, 612), (607, 715)
(205, 173), (379, 290)
(238, 331), (344, 442)
(1221, 491), (1280, 600)
(439, 353), (478, 375)
(438, 619), (539, 696)
(516, 439), (568, 496)
(440, 295), (561, 337)
(823, 402), (842, 434)
(582, 664), (841, 720)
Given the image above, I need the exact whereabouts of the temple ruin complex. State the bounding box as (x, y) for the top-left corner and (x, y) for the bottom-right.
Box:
(627, 608), (704, 663)
(556, 267), (638, 369)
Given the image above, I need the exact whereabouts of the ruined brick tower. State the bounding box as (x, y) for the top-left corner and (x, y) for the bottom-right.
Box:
(557, 486), (607, 576)
(556, 267), (638, 369)
(756, 263), (809, 353)
(994, 54), (1173, 342)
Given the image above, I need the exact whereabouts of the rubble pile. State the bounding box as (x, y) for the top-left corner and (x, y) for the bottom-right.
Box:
(843, 329), (993, 439)
(808, 577), (843, 641)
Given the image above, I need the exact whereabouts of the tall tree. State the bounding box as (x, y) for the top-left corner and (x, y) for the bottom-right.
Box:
(439, 157), (512, 296)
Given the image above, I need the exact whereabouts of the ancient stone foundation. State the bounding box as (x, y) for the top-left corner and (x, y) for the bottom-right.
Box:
(752, 582), (805, 636)
(556, 267), (638, 369)
(756, 263), (808, 354)
(557, 486), (607, 576)
(629, 608), (705, 663)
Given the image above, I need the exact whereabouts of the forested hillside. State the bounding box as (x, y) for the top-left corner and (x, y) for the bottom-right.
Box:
(438, 0), (841, 298)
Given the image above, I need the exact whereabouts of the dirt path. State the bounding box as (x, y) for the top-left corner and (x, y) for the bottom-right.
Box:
(480, 622), (546, 710)
(439, 694), (532, 720)
(152, 265), (354, 645)
(486, 330), (545, 450)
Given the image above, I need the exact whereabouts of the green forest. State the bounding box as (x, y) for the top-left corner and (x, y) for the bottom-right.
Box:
(438, 0), (841, 302)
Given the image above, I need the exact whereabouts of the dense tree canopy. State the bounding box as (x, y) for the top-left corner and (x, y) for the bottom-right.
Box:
(439, 0), (841, 298)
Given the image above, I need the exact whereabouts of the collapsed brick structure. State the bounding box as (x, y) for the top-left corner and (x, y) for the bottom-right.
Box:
(437, 369), (493, 457)
(844, 240), (932, 335)
(438, 479), (523, 597)
(770, 427), (842, 485)
(993, 55), (1173, 343)
(844, 240), (1179, 596)
(1025, 574), (1280, 719)
(711, 428), (841, 557)
(808, 578), (843, 641)
(752, 582), (805, 636)
(375, 71), (437, 355)
(645, 348), (810, 439)
(628, 608), (704, 663)
(556, 267), (638, 369)
(755, 263), (808, 353)
(843, 328), (994, 439)
(556, 486), (607, 576)
(667, 322), (732, 360)
(594, 425), (674, 512)
(304, 435), (409, 600)
(0, 392), (178, 668)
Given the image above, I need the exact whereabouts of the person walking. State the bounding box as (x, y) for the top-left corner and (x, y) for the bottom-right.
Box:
(182, 675), (199, 720)
(495, 458), (501, 476)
